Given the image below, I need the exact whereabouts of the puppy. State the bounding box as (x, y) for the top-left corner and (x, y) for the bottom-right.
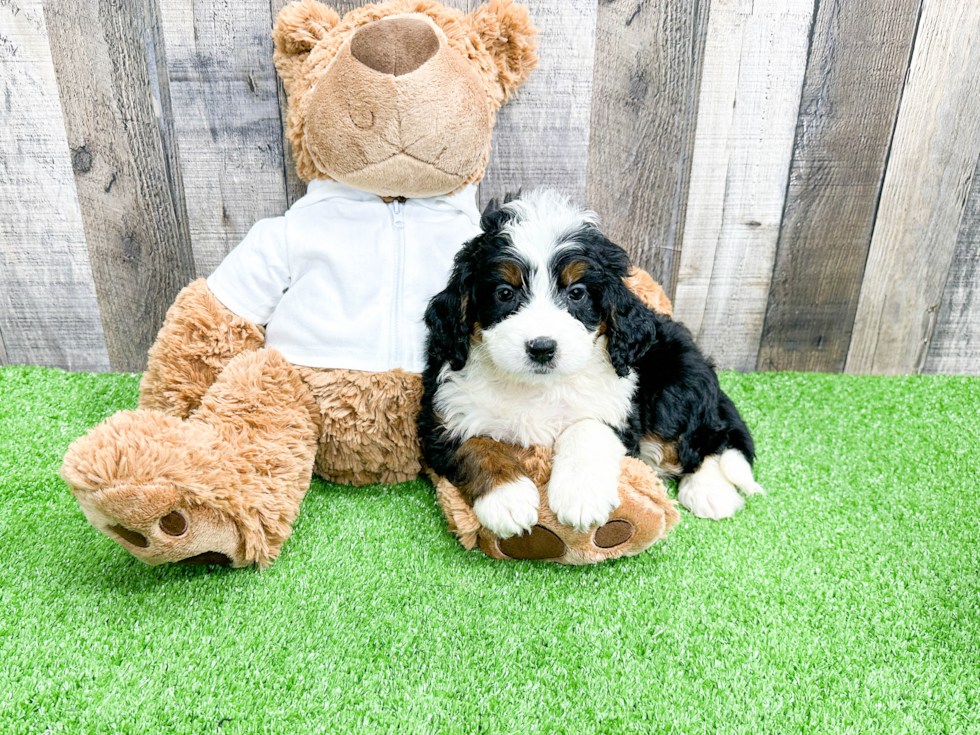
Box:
(418, 190), (764, 538)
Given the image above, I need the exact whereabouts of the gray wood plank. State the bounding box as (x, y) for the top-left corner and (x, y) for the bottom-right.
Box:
(43, 0), (196, 372)
(270, 0), (309, 206)
(158, 0), (289, 276)
(672, 0), (816, 371)
(757, 0), (921, 373)
(846, 0), (980, 375)
(0, 0), (110, 371)
(924, 154), (980, 375)
(479, 0), (597, 207)
(585, 0), (709, 298)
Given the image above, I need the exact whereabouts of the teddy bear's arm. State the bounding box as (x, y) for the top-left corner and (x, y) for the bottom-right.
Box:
(139, 217), (291, 418)
(625, 268), (673, 317)
(138, 279), (266, 419)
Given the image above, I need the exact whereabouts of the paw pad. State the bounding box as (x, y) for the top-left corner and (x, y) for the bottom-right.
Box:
(107, 524), (149, 548)
(177, 552), (232, 566)
(497, 525), (566, 560)
(159, 511), (187, 536)
(593, 520), (634, 548)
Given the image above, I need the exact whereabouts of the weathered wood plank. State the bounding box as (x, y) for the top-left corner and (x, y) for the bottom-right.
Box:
(43, 0), (196, 372)
(0, 0), (110, 371)
(585, 0), (709, 298)
(270, 0), (307, 207)
(672, 0), (816, 371)
(923, 155), (980, 375)
(479, 0), (598, 207)
(158, 0), (288, 276)
(845, 0), (980, 375)
(757, 0), (920, 373)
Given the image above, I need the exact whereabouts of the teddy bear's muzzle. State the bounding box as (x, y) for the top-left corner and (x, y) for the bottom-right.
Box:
(349, 16), (440, 77)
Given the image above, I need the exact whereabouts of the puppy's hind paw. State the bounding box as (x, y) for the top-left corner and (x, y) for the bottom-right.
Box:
(677, 455), (746, 520)
(473, 477), (540, 538)
(677, 481), (745, 520)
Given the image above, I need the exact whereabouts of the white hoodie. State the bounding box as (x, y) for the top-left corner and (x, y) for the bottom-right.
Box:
(207, 179), (481, 374)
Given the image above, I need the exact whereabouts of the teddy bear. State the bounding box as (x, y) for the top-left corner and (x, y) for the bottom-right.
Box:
(60, 0), (679, 569)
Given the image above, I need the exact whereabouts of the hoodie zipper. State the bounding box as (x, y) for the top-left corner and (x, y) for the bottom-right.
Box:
(389, 200), (406, 364)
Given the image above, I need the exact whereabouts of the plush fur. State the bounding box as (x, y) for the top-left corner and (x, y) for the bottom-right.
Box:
(420, 191), (764, 537)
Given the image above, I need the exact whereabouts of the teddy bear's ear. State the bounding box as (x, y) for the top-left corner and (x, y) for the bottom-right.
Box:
(468, 0), (538, 104)
(273, 0), (340, 89)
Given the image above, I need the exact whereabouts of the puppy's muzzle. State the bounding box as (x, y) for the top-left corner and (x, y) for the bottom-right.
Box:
(526, 337), (557, 365)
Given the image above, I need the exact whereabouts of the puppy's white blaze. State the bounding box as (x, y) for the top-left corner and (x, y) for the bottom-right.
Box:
(472, 476), (540, 538)
(677, 454), (746, 520)
(489, 190), (602, 379)
(548, 419), (625, 531)
(500, 189), (598, 268)
(435, 340), (637, 447)
(718, 448), (765, 496)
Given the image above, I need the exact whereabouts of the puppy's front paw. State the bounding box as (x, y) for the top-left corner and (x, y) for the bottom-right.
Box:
(473, 477), (540, 538)
(548, 462), (621, 532)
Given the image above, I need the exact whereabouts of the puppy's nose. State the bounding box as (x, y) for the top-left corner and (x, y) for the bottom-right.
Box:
(526, 338), (557, 364)
(350, 17), (440, 77)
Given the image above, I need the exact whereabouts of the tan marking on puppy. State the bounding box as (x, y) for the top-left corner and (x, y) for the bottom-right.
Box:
(472, 322), (483, 342)
(498, 260), (523, 287)
(560, 260), (589, 287)
(454, 436), (534, 505)
(640, 434), (683, 477)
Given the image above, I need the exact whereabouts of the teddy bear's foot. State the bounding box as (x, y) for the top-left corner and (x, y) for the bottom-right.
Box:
(69, 451), (247, 567)
(436, 454), (680, 564)
(62, 349), (321, 569)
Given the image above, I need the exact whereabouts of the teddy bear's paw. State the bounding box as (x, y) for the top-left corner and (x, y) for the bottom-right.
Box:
(73, 481), (246, 568)
(61, 409), (257, 567)
(472, 476), (540, 538)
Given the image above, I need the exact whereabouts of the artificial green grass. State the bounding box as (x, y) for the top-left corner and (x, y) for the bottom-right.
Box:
(0, 366), (978, 734)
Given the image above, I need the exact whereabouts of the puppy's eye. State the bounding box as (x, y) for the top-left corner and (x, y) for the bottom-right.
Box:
(495, 285), (516, 303)
(568, 284), (588, 302)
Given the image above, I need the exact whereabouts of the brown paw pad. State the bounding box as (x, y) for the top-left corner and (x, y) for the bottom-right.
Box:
(107, 524), (149, 548)
(159, 511), (187, 536)
(498, 525), (567, 560)
(593, 520), (634, 548)
(177, 551), (232, 566)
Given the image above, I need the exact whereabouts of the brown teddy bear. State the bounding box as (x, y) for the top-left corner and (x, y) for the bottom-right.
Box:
(60, 0), (679, 569)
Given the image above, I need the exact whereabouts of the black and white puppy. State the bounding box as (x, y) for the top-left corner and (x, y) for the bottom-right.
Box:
(419, 190), (763, 538)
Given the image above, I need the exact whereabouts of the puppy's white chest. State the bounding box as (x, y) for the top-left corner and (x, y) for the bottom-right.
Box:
(434, 346), (637, 447)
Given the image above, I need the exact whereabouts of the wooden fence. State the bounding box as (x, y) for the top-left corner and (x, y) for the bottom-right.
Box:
(1, 0), (979, 375)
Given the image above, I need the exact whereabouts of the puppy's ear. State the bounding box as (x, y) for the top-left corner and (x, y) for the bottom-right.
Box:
(468, 0), (538, 105)
(273, 0), (340, 91)
(425, 261), (474, 372)
(603, 279), (661, 378)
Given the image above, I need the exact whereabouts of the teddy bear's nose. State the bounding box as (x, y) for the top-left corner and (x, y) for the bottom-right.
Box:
(350, 16), (440, 77)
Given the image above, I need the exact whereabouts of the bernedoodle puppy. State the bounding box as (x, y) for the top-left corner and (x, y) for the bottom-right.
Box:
(418, 190), (764, 538)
